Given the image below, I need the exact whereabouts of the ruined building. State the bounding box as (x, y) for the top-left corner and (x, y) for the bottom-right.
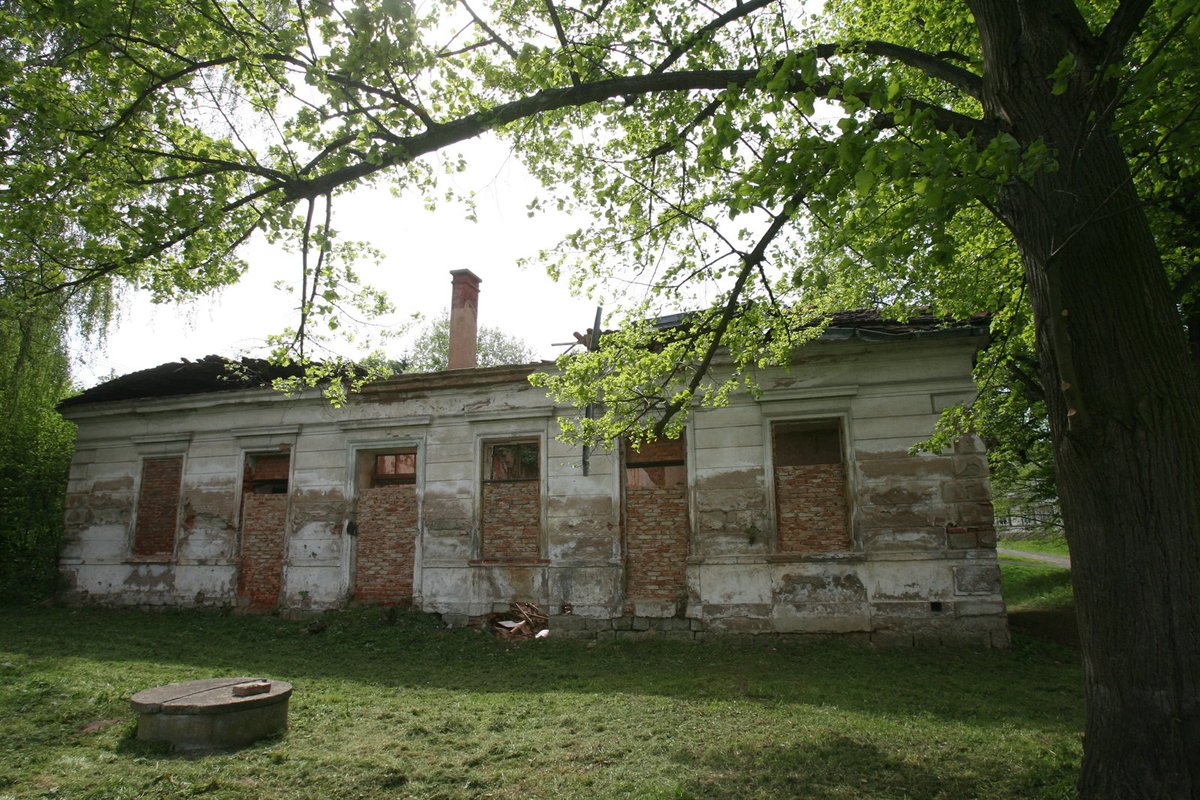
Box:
(58, 270), (1008, 645)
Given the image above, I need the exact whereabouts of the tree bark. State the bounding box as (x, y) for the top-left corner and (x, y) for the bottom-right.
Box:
(970, 1), (1200, 797)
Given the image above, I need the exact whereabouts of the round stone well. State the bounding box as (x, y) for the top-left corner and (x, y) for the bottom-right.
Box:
(131, 677), (292, 750)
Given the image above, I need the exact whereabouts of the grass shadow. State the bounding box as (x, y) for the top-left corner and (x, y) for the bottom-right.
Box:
(1, 605), (1081, 735)
(672, 734), (1078, 799)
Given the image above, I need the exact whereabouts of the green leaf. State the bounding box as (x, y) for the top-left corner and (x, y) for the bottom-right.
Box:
(854, 168), (876, 194)
(1049, 52), (1076, 95)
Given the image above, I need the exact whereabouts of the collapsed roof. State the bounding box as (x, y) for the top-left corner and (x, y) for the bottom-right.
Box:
(60, 355), (310, 408)
(61, 310), (988, 408)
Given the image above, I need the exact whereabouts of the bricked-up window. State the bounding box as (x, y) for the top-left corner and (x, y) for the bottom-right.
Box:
(772, 420), (851, 553)
(372, 452), (416, 487)
(238, 451), (291, 611)
(355, 448), (419, 604)
(625, 435), (686, 488)
(132, 456), (183, 557)
(244, 453), (290, 495)
(624, 434), (690, 603)
(480, 440), (541, 560)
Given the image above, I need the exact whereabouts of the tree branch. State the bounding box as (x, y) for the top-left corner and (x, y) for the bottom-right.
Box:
(41, 187), (273, 295)
(653, 0), (775, 74)
(126, 146), (289, 184)
(1008, 357), (1045, 402)
(652, 188), (806, 436)
(1173, 260), (1200, 303)
(1100, 0), (1154, 55)
(645, 98), (723, 158)
(291, 67), (992, 200)
(543, 0), (580, 86)
(837, 40), (983, 100)
(459, 0), (519, 61)
(72, 55), (238, 137)
(314, 67), (436, 128)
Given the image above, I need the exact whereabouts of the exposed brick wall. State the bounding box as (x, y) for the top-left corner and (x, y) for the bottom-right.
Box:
(481, 481), (540, 560)
(776, 463), (851, 552)
(238, 493), (289, 610)
(626, 485), (689, 601)
(355, 484), (418, 603)
(132, 457), (183, 556)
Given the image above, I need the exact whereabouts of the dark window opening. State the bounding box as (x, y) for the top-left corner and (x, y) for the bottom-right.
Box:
(625, 435), (686, 488)
(773, 421), (842, 466)
(486, 442), (539, 482)
(244, 453), (290, 495)
(372, 452), (417, 487)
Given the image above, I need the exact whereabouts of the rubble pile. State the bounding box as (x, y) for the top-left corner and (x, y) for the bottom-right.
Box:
(490, 602), (551, 640)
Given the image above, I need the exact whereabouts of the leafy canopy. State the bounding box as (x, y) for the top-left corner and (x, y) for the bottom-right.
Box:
(1, 0), (1196, 447)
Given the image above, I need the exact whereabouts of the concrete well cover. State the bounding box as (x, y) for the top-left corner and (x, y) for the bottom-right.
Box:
(131, 677), (292, 749)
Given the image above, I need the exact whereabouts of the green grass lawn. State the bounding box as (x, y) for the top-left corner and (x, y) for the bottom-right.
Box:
(1001, 560), (1075, 612)
(997, 534), (1070, 559)
(0, 599), (1083, 800)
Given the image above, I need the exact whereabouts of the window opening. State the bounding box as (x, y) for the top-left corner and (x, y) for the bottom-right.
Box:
(244, 453), (290, 495)
(480, 440), (541, 560)
(372, 452), (416, 487)
(625, 435), (687, 488)
(486, 442), (539, 481)
(773, 421), (842, 466)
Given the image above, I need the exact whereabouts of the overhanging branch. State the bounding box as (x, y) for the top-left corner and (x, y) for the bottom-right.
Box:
(652, 187), (807, 437)
(290, 67), (993, 200)
(653, 0), (776, 74)
(1100, 0), (1154, 56)
(837, 40), (983, 100)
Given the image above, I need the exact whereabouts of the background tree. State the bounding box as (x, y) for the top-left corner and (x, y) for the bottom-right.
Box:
(0, 301), (79, 602)
(1, 0), (1198, 794)
(402, 310), (537, 372)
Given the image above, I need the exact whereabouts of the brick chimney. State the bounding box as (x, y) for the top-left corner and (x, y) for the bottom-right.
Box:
(447, 269), (481, 370)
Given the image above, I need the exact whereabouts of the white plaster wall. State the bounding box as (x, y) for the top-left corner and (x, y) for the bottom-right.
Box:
(60, 336), (1006, 642)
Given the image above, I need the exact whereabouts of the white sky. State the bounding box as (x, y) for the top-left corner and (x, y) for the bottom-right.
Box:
(74, 136), (603, 388)
(69, 2), (825, 390)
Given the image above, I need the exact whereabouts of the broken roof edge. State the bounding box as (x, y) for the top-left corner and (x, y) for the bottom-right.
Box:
(652, 308), (991, 336)
(58, 356), (559, 414)
(60, 310), (989, 411)
(58, 355), (311, 411)
(355, 360), (555, 396)
(819, 309), (991, 340)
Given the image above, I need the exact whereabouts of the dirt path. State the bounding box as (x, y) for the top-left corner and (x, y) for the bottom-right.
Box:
(996, 547), (1071, 569)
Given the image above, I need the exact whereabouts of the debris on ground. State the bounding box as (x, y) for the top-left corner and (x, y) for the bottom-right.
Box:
(80, 718), (124, 734)
(490, 602), (549, 640)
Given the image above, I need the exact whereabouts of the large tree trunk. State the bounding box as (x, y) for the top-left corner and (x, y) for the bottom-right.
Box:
(971, 2), (1200, 797)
